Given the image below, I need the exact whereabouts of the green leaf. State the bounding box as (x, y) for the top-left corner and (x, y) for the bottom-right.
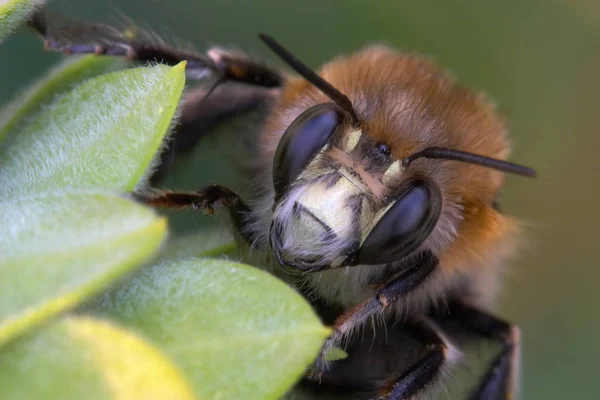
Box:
(0, 0), (45, 43)
(158, 229), (237, 261)
(0, 316), (197, 400)
(91, 257), (330, 400)
(0, 55), (124, 142)
(324, 346), (349, 362)
(0, 62), (186, 199)
(0, 190), (167, 346)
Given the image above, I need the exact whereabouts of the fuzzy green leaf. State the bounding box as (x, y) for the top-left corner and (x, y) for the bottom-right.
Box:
(0, 55), (124, 142)
(0, 190), (167, 345)
(158, 229), (237, 261)
(0, 316), (197, 400)
(324, 346), (349, 362)
(0, 0), (45, 43)
(0, 62), (186, 199)
(91, 257), (330, 400)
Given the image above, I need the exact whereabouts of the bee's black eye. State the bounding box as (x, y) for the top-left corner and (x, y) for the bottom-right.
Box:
(357, 180), (442, 265)
(273, 103), (343, 199)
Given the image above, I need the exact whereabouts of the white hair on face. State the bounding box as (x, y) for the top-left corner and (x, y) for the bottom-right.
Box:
(271, 179), (356, 268)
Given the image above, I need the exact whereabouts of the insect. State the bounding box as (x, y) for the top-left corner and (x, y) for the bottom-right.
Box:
(28, 8), (536, 400)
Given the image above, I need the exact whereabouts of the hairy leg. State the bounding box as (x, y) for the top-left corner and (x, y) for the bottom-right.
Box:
(132, 185), (254, 243)
(304, 317), (456, 400)
(28, 9), (284, 86)
(312, 251), (439, 373)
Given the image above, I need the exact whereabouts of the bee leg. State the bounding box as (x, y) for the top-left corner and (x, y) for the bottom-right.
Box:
(313, 251), (439, 372)
(152, 83), (278, 183)
(28, 9), (284, 87)
(440, 302), (520, 400)
(132, 185), (253, 241)
(176, 84), (277, 153)
(373, 321), (450, 400)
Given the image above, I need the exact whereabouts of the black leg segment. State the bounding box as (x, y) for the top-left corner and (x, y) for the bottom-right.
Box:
(380, 346), (445, 400)
(28, 9), (284, 87)
(375, 321), (448, 400)
(132, 185), (254, 243)
(303, 318), (450, 400)
(313, 251), (439, 372)
(151, 83), (278, 183)
(438, 302), (520, 400)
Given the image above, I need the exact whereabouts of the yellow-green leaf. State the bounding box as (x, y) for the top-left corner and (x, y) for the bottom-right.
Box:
(324, 346), (349, 362)
(0, 190), (167, 345)
(0, 0), (45, 43)
(0, 316), (197, 400)
(0, 55), (124, 142)
(0, 62), (186, 199)
(91, 257), (330, 400)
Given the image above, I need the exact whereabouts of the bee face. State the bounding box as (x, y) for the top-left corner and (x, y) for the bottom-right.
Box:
(268, 102), (443, 272)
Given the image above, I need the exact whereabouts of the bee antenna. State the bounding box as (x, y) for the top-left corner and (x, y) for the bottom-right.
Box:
(259, 33), (361, 128)
(402, 147), (537, 178)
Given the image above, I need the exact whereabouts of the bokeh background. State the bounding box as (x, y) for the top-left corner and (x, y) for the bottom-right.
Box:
(1, 0), (598, 398)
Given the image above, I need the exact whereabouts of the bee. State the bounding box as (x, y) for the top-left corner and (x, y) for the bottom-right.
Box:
(28, 8), (536, 400)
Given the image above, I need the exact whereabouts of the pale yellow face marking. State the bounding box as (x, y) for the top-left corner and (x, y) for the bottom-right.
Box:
(358, 196), (373, 243)
(345, 129), (362, 152)
(360, 200), (395, 243)
(296, 177), (361, 237)
(382, 160), (402, 184)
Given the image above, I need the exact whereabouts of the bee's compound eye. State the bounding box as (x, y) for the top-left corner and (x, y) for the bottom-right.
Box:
(357, 180), (442, 265)
(273, 103), (343, 199)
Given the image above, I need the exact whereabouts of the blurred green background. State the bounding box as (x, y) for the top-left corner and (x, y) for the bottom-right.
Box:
(1, 0), (598, 399)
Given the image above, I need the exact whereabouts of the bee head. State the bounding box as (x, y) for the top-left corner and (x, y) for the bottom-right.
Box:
(269, 102), (443, 271)
(260, 35), (536, 272)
